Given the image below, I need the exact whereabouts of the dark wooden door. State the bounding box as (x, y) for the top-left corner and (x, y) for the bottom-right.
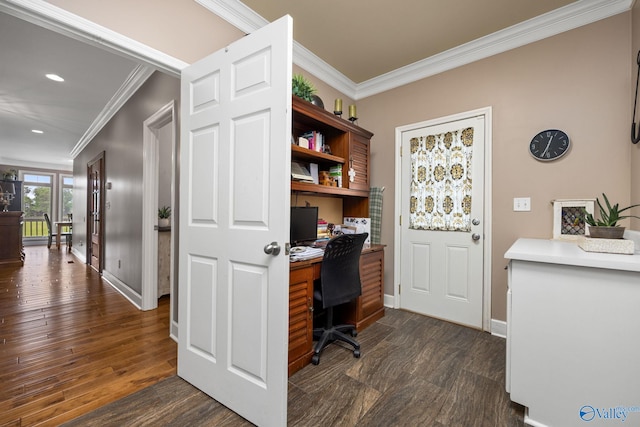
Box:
(87, 153), (104, 272)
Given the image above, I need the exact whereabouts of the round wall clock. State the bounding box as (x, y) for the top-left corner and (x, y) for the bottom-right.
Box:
(529, 129), (570, 161)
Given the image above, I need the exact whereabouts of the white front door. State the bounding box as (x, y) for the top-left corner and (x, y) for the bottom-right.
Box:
(178, 16), (292, 427)
(398, 112), (487, 329)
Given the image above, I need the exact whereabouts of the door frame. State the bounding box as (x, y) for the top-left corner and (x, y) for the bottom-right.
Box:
(394, 107), (493, 331)
(141, 102), (176, 319)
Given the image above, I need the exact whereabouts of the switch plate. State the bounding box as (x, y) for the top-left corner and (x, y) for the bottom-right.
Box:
(514, 197), (531, 212)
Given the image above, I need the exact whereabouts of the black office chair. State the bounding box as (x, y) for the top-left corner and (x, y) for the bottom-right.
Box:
(44, 213), (71, 249)
(311, 232), (368, 365)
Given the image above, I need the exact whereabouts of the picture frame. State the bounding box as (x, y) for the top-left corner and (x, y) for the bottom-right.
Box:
(552, 199), (595, 240)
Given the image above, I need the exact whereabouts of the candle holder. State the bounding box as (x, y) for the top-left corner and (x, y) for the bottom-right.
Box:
(333, 98), (343, 117)
(348, 116), (358, 124)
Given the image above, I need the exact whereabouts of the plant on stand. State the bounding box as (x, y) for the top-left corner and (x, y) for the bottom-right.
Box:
(158, 206), (171, 228)
(585, 193), (640, 239)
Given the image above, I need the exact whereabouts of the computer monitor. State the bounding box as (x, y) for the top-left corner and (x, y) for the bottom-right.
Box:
(290, 206), (318, 246)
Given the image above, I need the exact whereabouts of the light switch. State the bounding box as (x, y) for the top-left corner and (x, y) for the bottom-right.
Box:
(513, 197), (531, 212)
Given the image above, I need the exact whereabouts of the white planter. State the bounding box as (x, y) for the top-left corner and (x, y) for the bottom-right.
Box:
(158, 218), (170, 227)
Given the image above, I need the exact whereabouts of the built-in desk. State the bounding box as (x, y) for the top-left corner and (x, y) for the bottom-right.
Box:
(288, 244), (385, 376)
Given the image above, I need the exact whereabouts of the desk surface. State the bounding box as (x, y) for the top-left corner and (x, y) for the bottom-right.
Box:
(289, 244), (384, 271)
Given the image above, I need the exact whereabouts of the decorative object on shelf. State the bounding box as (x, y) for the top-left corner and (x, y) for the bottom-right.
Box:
(529, 129), (570, 161)
(0, 181), (15, 211)
(552, 199), (594, 241)
(334, 98), (342, 117)
(632, 50), (640, 144)
(584, 193), (640, 239)
(311, 95), (324, 109)
(2, 169), (17, 180)
(348, 104), (357, 123)
(158, 205), (171, 227)
(292, 74), (316, 103)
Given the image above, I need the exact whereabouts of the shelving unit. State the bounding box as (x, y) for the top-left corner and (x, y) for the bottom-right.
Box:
(288, 96), (384, 376)
(291, 96), (373, 216)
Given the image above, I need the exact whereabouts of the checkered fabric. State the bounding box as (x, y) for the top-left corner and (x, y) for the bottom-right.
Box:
(369, 187), (384, 244)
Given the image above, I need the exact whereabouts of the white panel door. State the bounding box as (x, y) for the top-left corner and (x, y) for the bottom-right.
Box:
(178, 16), (292, 427)
(399, 114), (485, 328)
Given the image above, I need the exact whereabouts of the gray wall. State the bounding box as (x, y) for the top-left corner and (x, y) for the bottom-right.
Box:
(72, 71), (180, 293)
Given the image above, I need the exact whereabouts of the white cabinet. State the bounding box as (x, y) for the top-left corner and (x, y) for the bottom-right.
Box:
(505, 238), (640, 427)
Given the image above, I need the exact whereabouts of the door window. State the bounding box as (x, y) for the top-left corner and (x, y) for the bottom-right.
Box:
(409, 127), (474, 231)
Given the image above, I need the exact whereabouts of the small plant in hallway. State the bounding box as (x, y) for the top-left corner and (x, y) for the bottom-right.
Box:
(158, 206), (171, 219)
(158, 206), (171, 227)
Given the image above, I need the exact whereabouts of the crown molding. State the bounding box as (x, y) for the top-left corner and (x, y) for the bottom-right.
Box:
(195, 0), (266, 33)
(0, 156), (73, 171)
(70, 65), (155, 159)
(0, 0), (188, 76)
(356, 0), (634, 98)
(207, 0), (633, 100)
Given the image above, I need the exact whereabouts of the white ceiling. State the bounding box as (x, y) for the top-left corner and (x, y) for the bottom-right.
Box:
(0, 0), (632, 170)
(0, 12), (138, 170)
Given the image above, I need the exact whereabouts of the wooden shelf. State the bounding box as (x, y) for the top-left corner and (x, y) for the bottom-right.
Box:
(291, 180), (369, 198)
(291, 145), (344, 164)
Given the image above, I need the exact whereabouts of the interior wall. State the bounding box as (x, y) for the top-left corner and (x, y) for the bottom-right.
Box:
(72, 72), (179, 294)
(358, 13), (632, 322)
(49, 1), (635, 323)
(157, 123), (172, 211)
(632, 3), (640, 230)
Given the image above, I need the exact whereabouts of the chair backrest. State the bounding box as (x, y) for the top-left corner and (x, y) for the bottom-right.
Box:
(43, 213), (52, 237)
(319, 233), (368, 309)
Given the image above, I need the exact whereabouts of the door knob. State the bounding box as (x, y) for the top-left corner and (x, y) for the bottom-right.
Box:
(472, 218), (480, 226)
(472, 233), (481, 241)
(263, 242), (281, 256)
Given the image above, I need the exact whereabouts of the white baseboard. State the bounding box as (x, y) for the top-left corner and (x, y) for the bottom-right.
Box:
(102, 269), (142, 309)
(383, 293), (395, 308)
(491, 318), (507, 338)
(70, 247), (86, 263)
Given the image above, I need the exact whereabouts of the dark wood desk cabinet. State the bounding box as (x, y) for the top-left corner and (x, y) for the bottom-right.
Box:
(288, 245), (385, 376)
(0, 212), (25, 267)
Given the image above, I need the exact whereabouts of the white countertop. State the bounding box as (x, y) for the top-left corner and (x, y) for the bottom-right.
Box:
(504, 236), (640, 273)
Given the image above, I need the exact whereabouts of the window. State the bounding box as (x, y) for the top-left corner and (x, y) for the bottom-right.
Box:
(22, 173), (54, 238)
(23, 173), (53, 218)
(60, 175), (73, 219)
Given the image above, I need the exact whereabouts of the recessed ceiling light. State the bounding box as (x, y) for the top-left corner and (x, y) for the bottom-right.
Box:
(32, 129), (43, 134)
(45, 73), (64, 82)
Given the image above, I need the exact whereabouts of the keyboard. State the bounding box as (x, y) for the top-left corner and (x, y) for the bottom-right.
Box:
(289, 246), (324, 262)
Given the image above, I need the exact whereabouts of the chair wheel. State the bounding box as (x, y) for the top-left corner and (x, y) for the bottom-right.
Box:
(311, 354), (320, 365)
(350, 329), (358, 337)
(353, 349), (361, 358)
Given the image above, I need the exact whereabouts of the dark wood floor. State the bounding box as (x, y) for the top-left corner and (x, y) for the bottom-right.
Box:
(2, 246), (525, 426)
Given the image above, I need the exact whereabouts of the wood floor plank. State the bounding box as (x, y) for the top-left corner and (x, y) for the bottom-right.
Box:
(0, 246), (176, 426)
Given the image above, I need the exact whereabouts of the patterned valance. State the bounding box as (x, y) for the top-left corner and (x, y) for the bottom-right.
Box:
(409, 127), (474, 231)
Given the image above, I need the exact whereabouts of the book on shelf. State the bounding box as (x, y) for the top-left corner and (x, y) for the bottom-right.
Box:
(300, 131), (324, 152)
(291, 161), (314, 182)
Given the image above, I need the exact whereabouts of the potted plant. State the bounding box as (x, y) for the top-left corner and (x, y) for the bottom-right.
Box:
(2, 169), (17, 180)
(292, 74), (316, 103)
(158, 206), (171, 227)
(585, 193), (640, 239)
